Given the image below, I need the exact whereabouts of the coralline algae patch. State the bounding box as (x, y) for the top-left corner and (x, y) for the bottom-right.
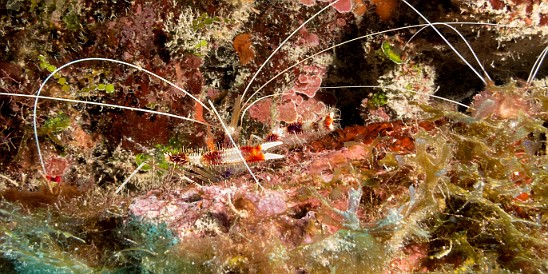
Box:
(130, 186), (296, 241)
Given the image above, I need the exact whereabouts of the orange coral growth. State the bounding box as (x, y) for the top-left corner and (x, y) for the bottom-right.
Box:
(514, 192), (530, 202)
(233, 33), (255, 65)
(352, 0), (367, 17)
(308, 120), (447, 156)
(193, 100), (216, 151)
(371, 0), (397, 21)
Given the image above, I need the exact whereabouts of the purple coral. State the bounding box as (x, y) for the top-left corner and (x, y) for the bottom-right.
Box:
(248, 64), (329, 126)
(298, 26), (320, 47)
(290, 65), (326, 98)
(248, 93), (329, 125)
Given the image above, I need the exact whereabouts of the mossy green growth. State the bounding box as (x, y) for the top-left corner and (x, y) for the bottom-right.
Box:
(38, 55), (58, 74)
(97, 83), (116, 94)
(134, 141), (186, 173)
(105, 84), (115, 94)
(29, 0), (41, 11)
(62, 10), (80, 31)
(39, 55), (71, 92)
(192, 13), (221, 31)
(412, 130), (451, 192)
(38, 112), (71, 148)
(369, 91), (388, 108)
(194, 39), (208, 51)
(43, 112), (71, 134)
(381, 41), (403, 64)
(185, 12), (222, 56)
(135, 153), (153, 171)
(398, 103), (547, 271)
(429, 182), (547, 272)
(57, 77), (67, 85)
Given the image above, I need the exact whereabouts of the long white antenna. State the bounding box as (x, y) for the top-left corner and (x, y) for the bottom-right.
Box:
(3, 93), (211, 124)
(115, 162), (147, 194)
(527, 45), (548, 84)
(31, 57), (210, 175)
(239, 0), (340, 105)
(404, 23), (493, 83)
(239, 22), (504, 123)
(320, 85), (470, 109)
(401, 0), (488, 85)
(1, 92), (210, 175)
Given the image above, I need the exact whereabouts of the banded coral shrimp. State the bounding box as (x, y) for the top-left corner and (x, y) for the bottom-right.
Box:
(0, 0), (547, 272)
